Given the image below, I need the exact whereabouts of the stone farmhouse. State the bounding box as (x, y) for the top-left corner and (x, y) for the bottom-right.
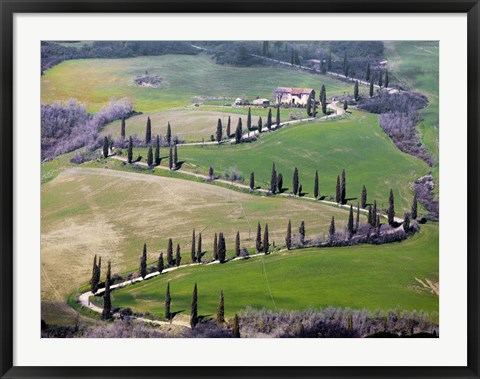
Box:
(274, 87), (315, 106)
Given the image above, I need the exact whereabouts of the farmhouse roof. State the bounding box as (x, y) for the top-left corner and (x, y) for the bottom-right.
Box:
(274, 87), (313, 95)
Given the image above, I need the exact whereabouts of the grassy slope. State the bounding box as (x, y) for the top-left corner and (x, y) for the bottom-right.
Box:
(132, 110), (430, 212)
(111, 223), (439, 319)
(41, 167), (356, 322)
(41, 54), (352, 113)
(384, 41), (439, 190)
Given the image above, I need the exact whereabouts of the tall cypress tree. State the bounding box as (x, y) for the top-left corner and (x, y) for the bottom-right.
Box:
(263, 224), (269, 254)
(343, 52), (349, 77)
(369, 77), (374, 98)
(217, 290), (225, 325)
(168, 146), (173, 170)
(216, 118), (223, 143)
(336, 175), (341, 203)
(258, 116), (263, 133)
(232, 313), (241, 338)
(166, 122), (172, 146)
(320, 85), (327, 115)
(403, 212), (411, 232)
(286, 220), (292, 249)
(277, 173), (283, 193)
(276, 106), (280, 128)
(249, 172), (255, 190)
(197, 234), (203, 263)
(247, 107), (252, 131)
(102, 136), (109, 159)
(90, 255), (99, 293)
(293, 167), (299, 196)
(411, 193), (418, 220)
(388, 189), (395, 225)
(235, 118), (243, 144)
(147, 145), (153, 166)
(361, 185), (367, 208)
(329, 216), (336, 237)
(145, 116), (152, 144)
(348, 205), (354, 236)
(235, 231), (240, 257)
(372, 200), (378, 227)
(191, 229), (196, 263)
(155, 135), (160, 165)
(121, 117), (126, 139)
(356, 203), (360, 232)
(299, 221), (305, 245)
(218, 233), (226, 263)
(306, 96), (312, 116)
(97, 257), (102, 291)
(140, 243), (147, 278)
(314, 170), (319, 199)
(158, 253), (164, 274)
(385, 69), (389, 88)
(102, 260), (112, 320)
(167, 238), (174, 266)
(226, 116), (231, 138)
(368, 205), (373, 226)
(256, 222), (262, 253)
(270, 162), (277, 194)
(165, 282), (171, 320)
(267, 108), (272, 130)
(127, 136), (133, 163)
(354, 80), (359, 101)
(327, 48), (332, 70)
(366, 63), (371, 81)
(378, 70), (383, 87)
(376, 215), (381, 231)
(343, 100), (348, 112)
(213, 233), (218, 260)
(176, 244), (182, 267)
(341, 169), (346, 204)
(312, 95), (317, 117)
(173, 144), (178, 169)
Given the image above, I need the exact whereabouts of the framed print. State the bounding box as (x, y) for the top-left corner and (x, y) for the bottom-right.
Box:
(1, 1), (479, 378)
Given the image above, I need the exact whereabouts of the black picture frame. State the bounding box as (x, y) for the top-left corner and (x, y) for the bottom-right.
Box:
(1, 1), (479, 378)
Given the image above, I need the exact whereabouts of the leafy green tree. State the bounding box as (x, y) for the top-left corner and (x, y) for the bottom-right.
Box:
(191, 229), (196, 263)
(176, 244), (182, 267)
(388, 189), (395, 225)
(354, 81), (359, 101)
(277, 173), (283, 193)
(213, 233), (218, 260)
(348, 205), (354, 236)
(158, 253), (164, 274)
(121, 117), (126, 139)
(270, 163), (277, 194)
(166, 122), (172, 146)
(147, 145), (153, 166)
(232, 313), (241, 338)
(263, 224), (269, 254)
(235, 231), (240, 257)
(155, 135), (160, 165)
(314, 170), (319, 199)
(167, 238), (174, 266)
(145, 116), (152, 144)
(293, 167), (299, 196)
(411, 193), (418, 220)
(102, 136), (109, 159)
(299, 221), (305, 245)
(102, 260), (112, 320)
(249, 172), (255, 190)
(267, 108), (272, 130)
(329, 216), (336, 237)
(226, 116), (231, 138)
(336, 175), (341, 203)
(258, 116), (263, 133)
(256, 223), (262, 253)
(247, 107), (252, 131)
(165, 282), (171, 320)
(216, 118), (223, 143)
(361, 185), (367, 208)
(217, 290), (225, 325)
(285, 220), (292, 249)
(127, 136), (133, 163)
(168, 146), (173, 170)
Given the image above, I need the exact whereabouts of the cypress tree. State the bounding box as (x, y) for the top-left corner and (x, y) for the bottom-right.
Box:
(372, 200), (378, 227)
(173, 144), (178, 169)
(369, 77), (374, 98)
(277, 173), (283, 193)
(306, 96), (312, 116)
(168, 146), (173, 170)
(343, 52), (349, 77)
(121, 117), (126, 139)
(235, 231), (240, 257)
(366, 63), (371, 81)
(197, 234), (202, 263)
(166, 122), (172, 146)
(145, 116), (152, 144)
(102, 260), (112, 320)
(216, 118), (223, 143)
(343, 100), (348, 112)
(263, 224), (269, 254)
(155, 135), (160, 165)
(256, 222), (262, 253)
(267, 108), (272, 130)
(293, 167), (299, 196)
(285, 220), (292, 249)
(336, 175), (341, 203)
(361, 185), (367, 208)
(354, 80), (359, 101)
(140, 243), (147, 278)
(376, 215), (381, 231)
(378, 70), (383, 87)
(299, 221), (305, 245)
(158, 252), (164, 274)
(247, 107), (252, 131)
(147, 145), (153, 166)
(232, 313), (241, 338)
(403, 212), (411, 232)
(218, 233), (226, 263)
(388, 189), (395, 225)
(165, 282), (171, 320)
(213, 233), (218, 260)
(235, 118), (243, 144)
(176, 244), (182, 267)
(348, 205), (354, 236)
(270, 162), (277, 194)
(385, 69), (389, 88)
(299, 184), (303, 196)
(314, 170), (319, 199)
(217, 290), (225, 325)
(97, 257), (102, 291)
(167, 238), (174, 266)
(411, 193), (418, 220)
(368, 205), (373, 225)
(341, 169), (346, 204)
(102, 136), (109, 159)
(127, 136), (133, 163)
(258, 116), (263, 133)
(90, 255), (99, 293)
(209, 166), (214, 180)
(321, 85), (327, 115)
(327, 48), (332, 70)
(226, 116), (231, 138)
(329, 216), (336, 237)
(249, 172), (255, 190)
(191, 229), (196, 263)
(312, 95), (317, 117)
(356, 203), (360, 232)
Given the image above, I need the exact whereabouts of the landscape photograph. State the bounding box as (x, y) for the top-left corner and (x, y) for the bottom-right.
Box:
(40, 40), (439, 338)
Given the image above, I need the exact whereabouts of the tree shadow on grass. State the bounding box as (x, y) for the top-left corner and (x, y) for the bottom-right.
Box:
(170, 310), (185, 318)
(174, 161), (186, 170)
(345, 197), (358, 202)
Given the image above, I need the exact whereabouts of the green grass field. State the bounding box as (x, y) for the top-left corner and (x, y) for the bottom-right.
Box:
(41, 54), (353, 113)
(130, 110), (429, 213)
(109, 223), (439, 319)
